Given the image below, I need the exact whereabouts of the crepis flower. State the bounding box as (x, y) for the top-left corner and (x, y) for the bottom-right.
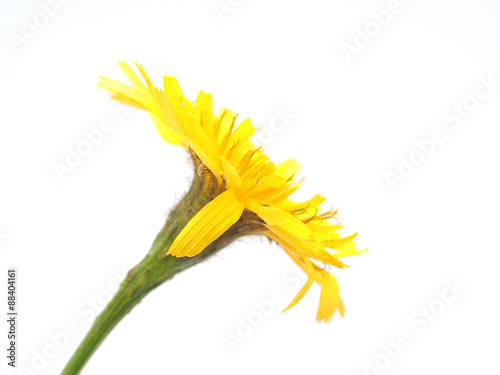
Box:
(98, 62), (367, 323)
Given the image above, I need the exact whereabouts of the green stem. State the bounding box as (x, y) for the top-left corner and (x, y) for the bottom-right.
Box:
(62, 162), (264, 374)
(60, 275), (147, 375)
(60, 240), (197, 375)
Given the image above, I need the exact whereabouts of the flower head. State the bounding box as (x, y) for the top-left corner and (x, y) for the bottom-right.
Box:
(99, 62), (366, 322)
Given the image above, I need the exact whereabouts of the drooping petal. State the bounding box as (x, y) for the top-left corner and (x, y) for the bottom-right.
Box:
(314, 229), (368, 257)
(316, 273), (344, 323)
(282, 258), (315, 313)
(244, 198), (316, 239)
(271, 224), (347, 269)
(167, 189), (244, 257)
(277, 240), (345, 321)
(331, 240), (368, 258)
(243, 197), (347, 269)
(244, 198), (346, 268)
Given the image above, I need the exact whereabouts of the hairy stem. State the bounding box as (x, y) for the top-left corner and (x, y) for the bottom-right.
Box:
(62, 162), (262, 374)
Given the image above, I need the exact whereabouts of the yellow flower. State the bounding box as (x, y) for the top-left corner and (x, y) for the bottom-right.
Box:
(98, 62), (367, 322)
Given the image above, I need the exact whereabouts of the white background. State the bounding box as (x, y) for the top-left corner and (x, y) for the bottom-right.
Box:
(1, 0), (500, 374)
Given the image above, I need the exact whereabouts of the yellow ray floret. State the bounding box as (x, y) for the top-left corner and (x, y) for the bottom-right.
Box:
(167, 189), (244, 257)
(99, 62), (366, 322)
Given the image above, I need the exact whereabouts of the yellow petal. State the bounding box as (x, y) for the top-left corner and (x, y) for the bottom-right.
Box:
(331, 241), (368, 258)
(316, 273), (344, 323)
(167, 189), (244, 257)
(150, 115), (184, 145)
(267, 222), (348, 269)
(195, 91), (215, 140)
(246, 198), (347, 269)
(118, 61), (146, 88)
(137, 65), (222, 178)
(99, 63), (182, 145)
(136, 65), (185, 137)
(306, 221), (343, 232)
(216, 110), (236, 149)
(282, 258), (315, 313)
(275, 159), (301, 179)
(97, 77), (150, 109)
(316, 232), (358, 246)
(274, 194), (326, 213)
(244, 198), (315, 239)
(278, 244), (345, 321)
